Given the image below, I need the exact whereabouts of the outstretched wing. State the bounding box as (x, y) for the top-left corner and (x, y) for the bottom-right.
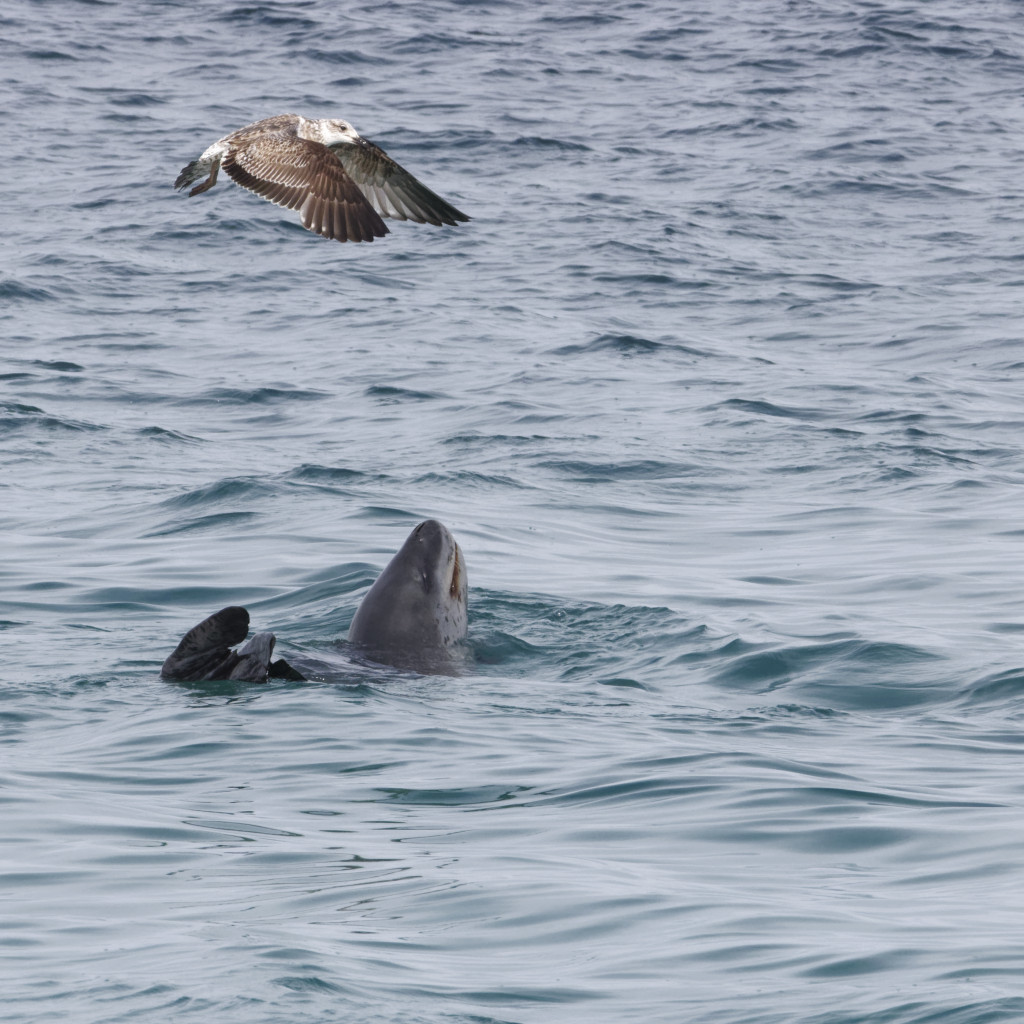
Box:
(331, 136), (470, 226)
(222, 132), (388, 243)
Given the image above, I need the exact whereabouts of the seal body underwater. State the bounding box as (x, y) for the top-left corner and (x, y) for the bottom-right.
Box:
(161, 520), (469, 681)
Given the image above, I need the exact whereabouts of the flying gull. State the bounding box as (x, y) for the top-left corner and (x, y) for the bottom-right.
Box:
(174, 113), (470, 243)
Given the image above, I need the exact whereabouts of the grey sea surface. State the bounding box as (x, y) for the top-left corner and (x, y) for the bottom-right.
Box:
(3, 1), (1024, 1022)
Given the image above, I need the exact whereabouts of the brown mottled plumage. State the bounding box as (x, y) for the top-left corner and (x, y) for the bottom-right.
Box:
(174, 113), (470, 243)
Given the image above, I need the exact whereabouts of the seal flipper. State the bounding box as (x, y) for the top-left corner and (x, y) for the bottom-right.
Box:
(162, 607), (306, 683)
(162, 606), (251, 681)
(228, 630), (276, 683)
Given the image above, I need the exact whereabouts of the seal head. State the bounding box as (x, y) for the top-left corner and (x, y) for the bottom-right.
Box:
(348, 519), (468, 672)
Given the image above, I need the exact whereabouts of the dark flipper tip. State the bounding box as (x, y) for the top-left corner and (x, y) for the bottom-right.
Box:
(269, 658), (306, 681)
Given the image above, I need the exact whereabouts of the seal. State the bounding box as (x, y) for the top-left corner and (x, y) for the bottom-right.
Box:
(348, 518), (468, 673)
(161, 520), (469, 681)
(174, 113), (470, 243)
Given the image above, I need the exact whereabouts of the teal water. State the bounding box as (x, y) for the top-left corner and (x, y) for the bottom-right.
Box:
(4, 1), (1024, 1021)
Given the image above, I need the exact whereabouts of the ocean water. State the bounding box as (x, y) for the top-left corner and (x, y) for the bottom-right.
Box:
(3, 0), (1024, 1021)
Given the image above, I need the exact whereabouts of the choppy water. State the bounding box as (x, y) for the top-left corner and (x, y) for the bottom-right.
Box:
(4, 1), (1024, 1021)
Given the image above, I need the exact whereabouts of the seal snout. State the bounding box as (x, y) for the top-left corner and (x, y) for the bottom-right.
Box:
(415, 518), (446, 540)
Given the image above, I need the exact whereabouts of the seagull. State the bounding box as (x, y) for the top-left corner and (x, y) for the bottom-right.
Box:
(174, 113), (470, 243)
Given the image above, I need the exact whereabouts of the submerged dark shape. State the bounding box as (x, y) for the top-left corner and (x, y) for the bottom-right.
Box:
(161, 520), (469, 681)
(174, 113), (470, 243)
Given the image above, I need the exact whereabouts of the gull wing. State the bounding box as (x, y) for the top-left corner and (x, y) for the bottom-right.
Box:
(222, 132), (388, 242)
(332, 136), (470, 227)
